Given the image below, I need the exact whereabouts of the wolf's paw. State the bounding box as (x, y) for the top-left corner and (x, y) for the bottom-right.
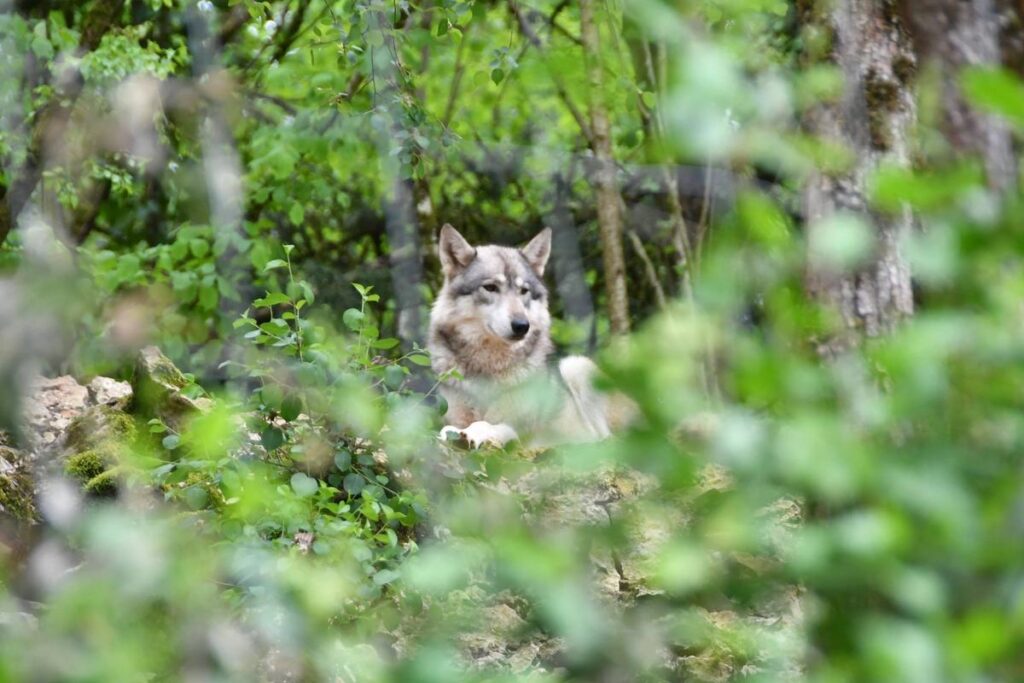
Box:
(438, 425), (465, 444)
(438, 422), (518, 449)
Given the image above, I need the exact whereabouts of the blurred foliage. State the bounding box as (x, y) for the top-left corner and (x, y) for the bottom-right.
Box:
(2, 0), (1024, 682)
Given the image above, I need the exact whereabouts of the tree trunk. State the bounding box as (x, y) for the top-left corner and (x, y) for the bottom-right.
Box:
(384, 177), (426, 345)
(803, 0), (917, 354)
(579, 0), (630, 336)
(371, 11), (426, 347)
(997, 0), (1024, 76)
(901, 0), (1017, 190)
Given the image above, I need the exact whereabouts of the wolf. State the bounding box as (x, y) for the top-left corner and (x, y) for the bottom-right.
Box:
(428, 224), (635, 449)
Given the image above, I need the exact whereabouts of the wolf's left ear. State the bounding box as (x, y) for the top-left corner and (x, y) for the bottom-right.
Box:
(522, 227), (552, 276)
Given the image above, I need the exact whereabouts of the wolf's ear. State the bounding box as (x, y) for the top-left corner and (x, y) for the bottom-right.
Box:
(439, 224), (476, 277)
(521, 227), (552, 276)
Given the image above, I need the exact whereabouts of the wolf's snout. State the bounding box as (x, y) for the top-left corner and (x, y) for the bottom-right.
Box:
(510, 318), (530, 339)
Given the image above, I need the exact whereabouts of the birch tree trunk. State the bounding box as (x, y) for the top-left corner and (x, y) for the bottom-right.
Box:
(901, 0), (1017, 190)
(803, 0), (917, 354)
(579, 0), (630, 335)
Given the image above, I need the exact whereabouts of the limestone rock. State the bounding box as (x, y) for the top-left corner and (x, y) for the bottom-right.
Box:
(134, 346), (211, 429)
(87, 376), (133, 410)
(22, 376), (90, 457)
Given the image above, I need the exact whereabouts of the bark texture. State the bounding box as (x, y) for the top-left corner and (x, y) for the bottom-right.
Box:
(579, 0), (630, 335)
(804, 0), (916, 353)
(901, 0), (1017, 190)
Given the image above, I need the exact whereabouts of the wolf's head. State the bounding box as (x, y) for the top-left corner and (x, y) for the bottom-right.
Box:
(429, 226), (553, 378)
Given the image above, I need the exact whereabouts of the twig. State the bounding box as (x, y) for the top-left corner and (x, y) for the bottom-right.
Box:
(627, 228), (667, 309)
(442, 24), (470, 127)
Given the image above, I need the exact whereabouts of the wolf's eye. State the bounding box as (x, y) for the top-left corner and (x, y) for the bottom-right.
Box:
(482, 283), (499, 293)
(519, 286), (530, 296)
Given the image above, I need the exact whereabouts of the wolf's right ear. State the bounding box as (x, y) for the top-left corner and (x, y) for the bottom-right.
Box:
(521, 227), (552, 276)
(439, 224), (476, 277)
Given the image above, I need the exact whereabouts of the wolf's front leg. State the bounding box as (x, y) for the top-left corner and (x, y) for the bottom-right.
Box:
(439, 421), (518, 449)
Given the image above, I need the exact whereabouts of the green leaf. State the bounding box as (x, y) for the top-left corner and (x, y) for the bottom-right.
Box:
(254, 291), (291, 307)
(288, 202), (305, 226)
(30, 33), (53, 59)
(261, 384), (283, 410)
(261, 427), (285, 451)
(490, 68), (504, 85)
(343, 473), (366, 496)
(373, 568), (400, 586)
(199, 283), (219, 310)
(961, 67), (1024, 128)
(372, 337), (400, 349)
(383, 365), (405, 390)
(281, 394), (303, 422)
(183, 485), (209, 510)
(343, 308), (365, 331)
(870, 163), (984, 212)
(162, 434), (181, 450)
(263, 259), (288, 271)
(334, 449), (352, 471)
(290, 472), (318, 497)
(190, 239), (210, 258)
(408, 354), (432, 366)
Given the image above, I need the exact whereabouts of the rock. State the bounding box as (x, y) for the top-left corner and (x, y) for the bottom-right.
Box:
(63, 405), (136, 454)
(61, 405), (137, 498)
(515, 463), (658, 530)
(455, 600), (560, 673)
(0, 438), (36, 521)
(22, 376), (90, 457)
(4, 371), (138, 506)
(134, 346), (211, 430)
(87, 377), (133, 410)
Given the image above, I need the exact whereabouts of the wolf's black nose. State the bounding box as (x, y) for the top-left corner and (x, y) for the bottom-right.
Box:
(510, 319), (530, 339)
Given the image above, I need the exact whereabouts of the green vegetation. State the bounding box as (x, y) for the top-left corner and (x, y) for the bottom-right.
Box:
(1, 0), (1024, 681)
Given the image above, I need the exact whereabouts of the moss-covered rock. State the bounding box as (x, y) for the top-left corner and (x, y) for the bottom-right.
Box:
(61, 401), (136, 498)
(64, 449), (109, 483)
(84, 468), (120, 497)
(0, 443), (37, 522)
(64, 405), (137, 454)
(134, 346), (211, 430)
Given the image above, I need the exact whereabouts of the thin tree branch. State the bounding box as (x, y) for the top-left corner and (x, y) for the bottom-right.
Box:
(626, 228), (667, 309)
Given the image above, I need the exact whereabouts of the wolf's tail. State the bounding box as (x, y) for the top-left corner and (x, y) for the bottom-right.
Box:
(558, 356), (613, 440)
